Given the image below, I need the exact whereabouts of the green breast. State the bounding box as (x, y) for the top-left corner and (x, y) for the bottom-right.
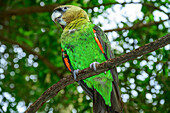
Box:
(61, 20), (113, 106)
(61, 22), (103, 70)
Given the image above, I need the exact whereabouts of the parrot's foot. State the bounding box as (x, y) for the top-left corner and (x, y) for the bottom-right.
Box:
(73, 69), (80, 80)
(90, 62), (100, 71)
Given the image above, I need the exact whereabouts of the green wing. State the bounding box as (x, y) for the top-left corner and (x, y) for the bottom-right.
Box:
(93, 25), (122, 112)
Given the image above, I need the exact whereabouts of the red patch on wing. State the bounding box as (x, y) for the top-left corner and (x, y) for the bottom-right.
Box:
(94, 37), (104, 54)
(93, 29), (96, 33)
(61, 48), (64, 52)
(64, 58), (71, 72)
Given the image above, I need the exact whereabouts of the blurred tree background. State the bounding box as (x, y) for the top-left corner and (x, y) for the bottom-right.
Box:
(0, 0), (169, 113)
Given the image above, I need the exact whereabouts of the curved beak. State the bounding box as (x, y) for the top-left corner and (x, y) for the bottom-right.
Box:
(51, 10), (67, 29)
(51, 11), (62, 23)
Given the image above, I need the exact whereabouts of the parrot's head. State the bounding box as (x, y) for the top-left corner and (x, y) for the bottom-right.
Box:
(51, 5), (89, 29)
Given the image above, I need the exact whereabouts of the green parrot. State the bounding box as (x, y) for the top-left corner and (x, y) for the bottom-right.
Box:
(51, 5), (122, 113)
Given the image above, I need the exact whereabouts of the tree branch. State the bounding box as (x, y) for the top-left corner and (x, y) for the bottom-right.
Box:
(0, 2), (168, 18)
(104, 19), (168, 32)
(25, 34), (170, 113)
(141, 2), (169, 15)
(0, 36), (65, 77)
(0, 4), (57, 18)
(83, 2), (163, 11)
(0, 0), (72, 18)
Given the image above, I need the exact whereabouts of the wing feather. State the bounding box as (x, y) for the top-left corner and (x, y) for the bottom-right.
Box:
(93, 25), (123, 112)
(61, 48), (94, 99)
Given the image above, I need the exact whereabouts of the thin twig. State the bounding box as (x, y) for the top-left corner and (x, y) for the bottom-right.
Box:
(0, 36), (65, 77)
(104, 19), (168, 32)
(0, 2), (168, 18)
(0, 0), (73, 18)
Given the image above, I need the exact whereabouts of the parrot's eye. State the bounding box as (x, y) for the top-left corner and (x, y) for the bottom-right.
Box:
(62, 7), (68, 11)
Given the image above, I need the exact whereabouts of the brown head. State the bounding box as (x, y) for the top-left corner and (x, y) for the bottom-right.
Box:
(51, 5), (89, 29)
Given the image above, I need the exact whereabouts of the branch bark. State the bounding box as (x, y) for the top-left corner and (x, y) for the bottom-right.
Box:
(0, 36), (65, 77)
(104, 19), (168, 32)
(0, 2), (167, 18)
(25, 34), (170, 113)
(0, 0), (72, 18)
(84, 1), (166, 13)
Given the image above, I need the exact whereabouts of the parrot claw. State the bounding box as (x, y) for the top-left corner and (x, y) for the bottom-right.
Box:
(73, 69), (80, 80)
(90, 62), (100, 71)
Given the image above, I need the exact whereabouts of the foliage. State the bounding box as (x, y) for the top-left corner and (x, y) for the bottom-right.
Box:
(0, 0), (169, 113)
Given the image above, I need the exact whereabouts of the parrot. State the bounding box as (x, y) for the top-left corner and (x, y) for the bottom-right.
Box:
(51, 5), (123, 113)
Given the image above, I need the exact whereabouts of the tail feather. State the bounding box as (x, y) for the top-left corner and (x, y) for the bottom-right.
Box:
(78, 67), (122, 112)
(93, 83), (122, 113)
(93, 89), (108, 113)
(78, 80), (93, 99)
(93, 68), (123, 113)
(110, 68), (122, 103)
(110, 82), (122, 112)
